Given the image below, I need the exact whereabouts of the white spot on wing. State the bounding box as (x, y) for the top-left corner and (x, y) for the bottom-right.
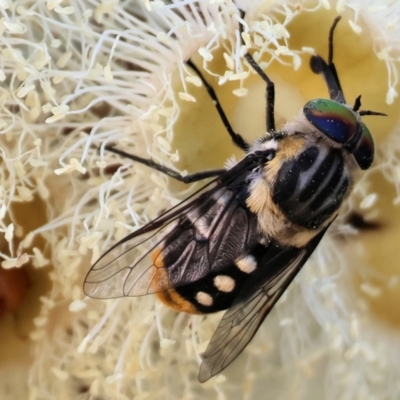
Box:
(214, 275), (235, 292)
(187, 208), (212, 240)
(187, 189), (235, 241)
(194, 218), (212, 240)
(195, 291), (213, 306)
(236, 255), (257, 274)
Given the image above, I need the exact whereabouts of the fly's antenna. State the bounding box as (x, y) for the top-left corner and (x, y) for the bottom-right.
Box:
(353, 94), (387, 116)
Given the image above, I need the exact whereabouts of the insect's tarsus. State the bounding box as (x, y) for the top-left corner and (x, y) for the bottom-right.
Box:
(328, 16), (342, 66)
(239, 9), (276, 133)
(327, 16), (344, 96)
(104, 145), (224, 183)
(310, 16), (345, 103)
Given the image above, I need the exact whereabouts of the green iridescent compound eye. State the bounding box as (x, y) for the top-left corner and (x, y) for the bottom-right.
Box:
(304, 99), (358, 144)
(352, 123), (375, 170)
(304, 98), (375, 169)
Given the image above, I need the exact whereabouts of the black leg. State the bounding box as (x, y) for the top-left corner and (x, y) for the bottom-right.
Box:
(309, 16), (345, 103)
(327, 16), (344, 97)
(239, 9), (276, 133)
(185, 60), (249, 151)
(328, 16), (342, 66)
(104, 146), (224, 183)
(313, 18), (386, 117)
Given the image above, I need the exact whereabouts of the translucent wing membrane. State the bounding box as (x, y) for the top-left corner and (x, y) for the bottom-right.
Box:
(84, 153), (268, 299)
(198, 224), (330, 382)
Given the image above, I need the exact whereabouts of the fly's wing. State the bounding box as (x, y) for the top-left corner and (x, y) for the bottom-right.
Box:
(198, 224), (331, 382)
(84, 154), (264, 299)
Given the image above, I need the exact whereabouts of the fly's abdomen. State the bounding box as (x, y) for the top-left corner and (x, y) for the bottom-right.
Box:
(273, 145), (351, 229)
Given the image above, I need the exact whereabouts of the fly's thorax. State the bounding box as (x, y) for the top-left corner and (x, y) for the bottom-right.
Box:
(246, 134), (312, 247)
(272, 139), (353, 226)
(246, 178), (322, 247)
(246, 126), (355, 247)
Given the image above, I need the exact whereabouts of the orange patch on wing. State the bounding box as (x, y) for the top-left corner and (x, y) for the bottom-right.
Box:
(150, 247), (168, 293)
(156, 289), (200, 314)
(151, 247), (164, 268)
(151, 247), (200, 314)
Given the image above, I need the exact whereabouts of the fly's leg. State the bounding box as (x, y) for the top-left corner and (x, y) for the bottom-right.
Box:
(309, 16), (385, 117)
(185, 59), (249, 151)
(103, 10), (262, 180)
(239, 9), (276, 133)
(309, 16), (345, 103)
(104, 146), (224, 183)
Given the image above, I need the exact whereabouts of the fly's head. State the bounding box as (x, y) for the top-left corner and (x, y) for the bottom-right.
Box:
(303, 98), (375, 170)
